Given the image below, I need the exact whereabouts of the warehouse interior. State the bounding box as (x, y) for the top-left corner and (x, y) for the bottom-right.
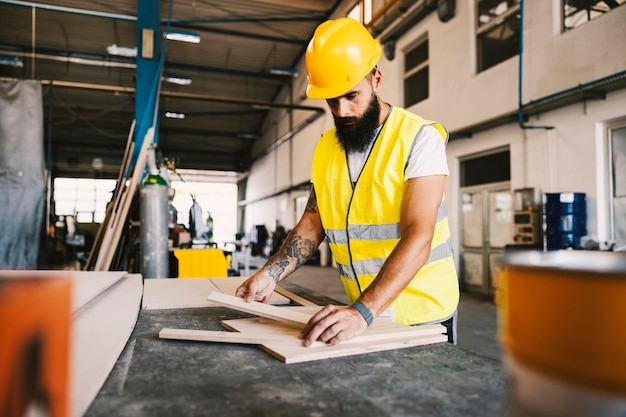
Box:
(1, 0), (626, 416)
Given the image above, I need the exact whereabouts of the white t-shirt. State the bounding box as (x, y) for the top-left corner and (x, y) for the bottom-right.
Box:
(347, 124), (449, 183)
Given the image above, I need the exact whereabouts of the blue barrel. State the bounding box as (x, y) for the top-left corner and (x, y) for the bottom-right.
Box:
(543, 192), (587, 250)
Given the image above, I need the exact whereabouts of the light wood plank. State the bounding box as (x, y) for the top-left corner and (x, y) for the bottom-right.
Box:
(141, 278), (289, 310)
(71, 272), (127, 312)
(95, 128), (152, 271)
(159, 328), (291, 345)
(222, 317), (445, 345)
(85, 120), (135, 271)
(273, 285), (318, 306)
(207, 291), (312, 325)
(222, 317), (447, 364)
(0, 270), (126, 313)
(71, 274), (142, 417)
(209, 277), (289, 305)
(162, 319), (445, 351)
(142, 278), (221, 310)
(271, 334), (448, 364)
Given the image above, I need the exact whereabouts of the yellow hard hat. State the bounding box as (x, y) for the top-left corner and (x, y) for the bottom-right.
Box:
(305, 18), (382, 100)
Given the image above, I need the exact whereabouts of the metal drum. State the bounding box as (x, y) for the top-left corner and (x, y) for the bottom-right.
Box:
(543, 192), (587, 250)
(499, 250), (626, 417)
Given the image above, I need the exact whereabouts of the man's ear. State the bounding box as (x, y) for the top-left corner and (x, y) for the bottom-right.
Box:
(372, 68), (383, 94)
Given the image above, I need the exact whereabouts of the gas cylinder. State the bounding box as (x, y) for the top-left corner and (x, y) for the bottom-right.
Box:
(140, 174), (169, 278)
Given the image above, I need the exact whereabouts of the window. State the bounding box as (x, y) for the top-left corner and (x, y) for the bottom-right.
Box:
(170, 180), (238, 243)
(461, 149), (511, 187)
(404, 38), (429, 107)
(476, 0), (520, 73)
(563, 0), (625, 31)
(609, 125), (626, 242)
(54, 178), (116, 223)
(347, 0), (372, 24)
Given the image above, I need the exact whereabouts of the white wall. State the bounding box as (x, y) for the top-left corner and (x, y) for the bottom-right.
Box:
(243, 0), (626, 251)
(525, 1), (626, 101)
(447, 88), (626, 255)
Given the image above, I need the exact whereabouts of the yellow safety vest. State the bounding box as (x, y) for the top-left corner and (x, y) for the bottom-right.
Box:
(311, 107), (459, 325)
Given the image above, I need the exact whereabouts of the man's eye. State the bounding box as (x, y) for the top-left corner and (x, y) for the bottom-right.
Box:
(347, 94), (357, 100)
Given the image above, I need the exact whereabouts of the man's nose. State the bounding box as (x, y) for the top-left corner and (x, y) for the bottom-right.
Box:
(335, 98), (352, 117)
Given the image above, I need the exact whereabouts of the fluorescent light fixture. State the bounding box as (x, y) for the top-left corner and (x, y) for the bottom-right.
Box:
(107, 44), (137, 57)
(163, 29), (200, 44)
(162, 75), (192, 86)
(0, 56), (24, 67)
(165, 111), (185, 119)
(269, 66), (299, 78)
(236, 133), (257, 139)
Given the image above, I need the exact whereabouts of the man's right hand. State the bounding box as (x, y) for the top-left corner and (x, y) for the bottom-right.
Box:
(235, 273), (277, 303)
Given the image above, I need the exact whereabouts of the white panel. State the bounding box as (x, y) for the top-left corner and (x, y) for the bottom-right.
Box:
(245, 199), (276, 238)
(276, 141), (291, 189)
(461, 192), (483, 247)
(246, 153), (276, 201)
(462, 252), (484, 287)
(488, 190), (513, 248)
(291, 115), (329, 184)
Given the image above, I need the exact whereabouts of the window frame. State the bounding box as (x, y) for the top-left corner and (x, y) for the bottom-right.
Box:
(403, 35), (429, 107)
(475, 0), (521, 73)
(562, 0), (626, 32)
(608, 122), (626, 242)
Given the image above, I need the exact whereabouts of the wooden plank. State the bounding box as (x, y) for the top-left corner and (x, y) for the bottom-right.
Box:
(269, 334), (448, 364)
(222, 317), (445, 344)
(161, 319), (445, 351)
(159, 328), (291, 345)
(0, 270), (126, 313)
(142, 279), (220, 310)
(99, 130), (151, 270)
(71, 271), (127, 312)
(207, 291), (312, 325)
(209, 277), (289, 305)
(222, 317), (447, 364)
(71, 274), (142, 417)
(273, 285), (318, 306)
(141, 278), (288, 310)
(95, 127), (152, 271)
(85, 120), (135, 271)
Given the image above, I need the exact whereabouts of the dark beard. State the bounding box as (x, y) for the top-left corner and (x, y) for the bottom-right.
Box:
(333, 94), (381, 153)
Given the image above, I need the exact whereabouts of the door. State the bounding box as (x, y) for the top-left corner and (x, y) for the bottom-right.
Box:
(460, 182), (513, 294)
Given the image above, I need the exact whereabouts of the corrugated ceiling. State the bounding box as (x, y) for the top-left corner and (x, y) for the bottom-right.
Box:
(0, 0), (343, 177)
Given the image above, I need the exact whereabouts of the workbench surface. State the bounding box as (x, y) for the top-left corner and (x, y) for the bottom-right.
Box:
(85, 284), (505, 417)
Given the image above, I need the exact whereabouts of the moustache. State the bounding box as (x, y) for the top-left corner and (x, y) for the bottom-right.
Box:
(336, 117), (358, 126)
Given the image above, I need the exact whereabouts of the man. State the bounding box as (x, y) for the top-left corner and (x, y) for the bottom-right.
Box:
(236, 17), (459, 346)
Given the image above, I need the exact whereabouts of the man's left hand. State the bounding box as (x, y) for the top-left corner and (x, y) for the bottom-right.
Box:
(298, 304), (368, 347)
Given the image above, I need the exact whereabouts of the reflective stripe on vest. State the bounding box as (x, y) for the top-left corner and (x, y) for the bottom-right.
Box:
(336, 239), (453, 281)
(325, 203), (448, 246)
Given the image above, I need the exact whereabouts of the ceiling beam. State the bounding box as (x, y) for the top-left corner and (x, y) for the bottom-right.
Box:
(0, 45), (297, 81)
(0, 77), (325, 114)
(246, 0), (336, 12)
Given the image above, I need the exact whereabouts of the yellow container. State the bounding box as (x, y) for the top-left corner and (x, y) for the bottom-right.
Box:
(173, 248), (228, 278)
(500, 250), (626, 398)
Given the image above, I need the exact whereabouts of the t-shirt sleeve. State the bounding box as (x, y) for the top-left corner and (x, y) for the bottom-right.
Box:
(405, 124), (449, 180)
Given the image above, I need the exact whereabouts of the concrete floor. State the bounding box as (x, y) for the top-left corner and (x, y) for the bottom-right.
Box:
(245, 258), (503, 361)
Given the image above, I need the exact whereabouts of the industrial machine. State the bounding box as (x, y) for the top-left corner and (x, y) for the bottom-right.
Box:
(512, 188), (542, 246)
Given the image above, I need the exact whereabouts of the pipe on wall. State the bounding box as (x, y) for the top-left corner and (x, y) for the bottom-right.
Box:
(517, 0), (553, 130)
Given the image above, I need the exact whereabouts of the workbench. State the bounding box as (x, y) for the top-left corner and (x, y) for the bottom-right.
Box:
(84, 282), (506, 417)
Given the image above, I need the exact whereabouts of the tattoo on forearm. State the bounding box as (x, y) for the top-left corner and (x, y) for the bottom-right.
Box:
(305, 189), (318, 214)
(266, 230), (318, 282)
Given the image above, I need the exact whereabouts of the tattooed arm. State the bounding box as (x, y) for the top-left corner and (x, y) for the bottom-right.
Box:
(236, 188), (326, 303)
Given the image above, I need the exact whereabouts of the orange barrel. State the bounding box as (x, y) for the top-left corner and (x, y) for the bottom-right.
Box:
(499, 250), (626, 416)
